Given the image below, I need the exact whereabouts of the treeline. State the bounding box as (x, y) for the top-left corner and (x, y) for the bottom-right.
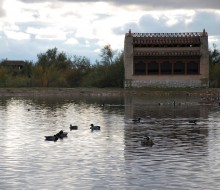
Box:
(209, 44), (220, 87)
(0, 45), (124, 88)
(1, 44), (220, 88)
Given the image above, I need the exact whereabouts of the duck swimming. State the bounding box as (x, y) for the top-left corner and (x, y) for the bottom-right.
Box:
(132, 118), (141, 123)
(90, 124), (101, 131)
(45, 135), (59, 141)
(189, 120), (197, 125)
(56, 130), (68, 138)
(141, 136), (154, 146)
(70, 124), (78, 130)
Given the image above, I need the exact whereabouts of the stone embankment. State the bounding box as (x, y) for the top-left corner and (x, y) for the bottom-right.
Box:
(0, 87), (219, 97)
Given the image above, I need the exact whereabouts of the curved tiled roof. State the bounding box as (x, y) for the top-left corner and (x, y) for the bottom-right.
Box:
(133, 37), (200, 45)
(134, 50), (200, 56)
(126, 30), (208, 45)
(131, 32), (205, 38)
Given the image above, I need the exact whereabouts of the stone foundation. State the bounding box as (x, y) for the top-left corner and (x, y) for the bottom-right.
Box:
(124, 79), (208, 88)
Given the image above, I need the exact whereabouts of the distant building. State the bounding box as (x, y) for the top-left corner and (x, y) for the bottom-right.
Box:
(124, 29), (209, 88)
(2, 60), (25, 70)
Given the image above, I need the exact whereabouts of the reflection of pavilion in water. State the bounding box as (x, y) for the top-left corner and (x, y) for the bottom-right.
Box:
(123, 95), (210, 164)
(124, 95), (210, 119)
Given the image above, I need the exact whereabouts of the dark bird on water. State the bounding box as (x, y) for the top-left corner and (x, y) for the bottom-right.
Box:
(141, 136), (154, 146)
(132, 118), (141, 123)
(56, 130), (68, 138)
(189, 120), (197, 125)
(45, 135), (59, 141)
(70, 124), (78, 130)
(90, 124), (101, 131)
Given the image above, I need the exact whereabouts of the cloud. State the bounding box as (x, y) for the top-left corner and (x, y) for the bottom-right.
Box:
(27, 27), (67, 40)
(113, 12), (192, 35)
(114, 0), (220, 10)
(65, 37), (79, 45)
(17, 0), (220, 10)
(115, 10), (220, 49)
(117, 10), (220, 34)
(4, 30), (30, 40)
(1, 0), (220, 62)
(0, 0), (6, 17)
(187, 11), (220, 35)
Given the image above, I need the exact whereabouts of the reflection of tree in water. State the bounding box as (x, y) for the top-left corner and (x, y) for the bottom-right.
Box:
(27, 95), (125, 118)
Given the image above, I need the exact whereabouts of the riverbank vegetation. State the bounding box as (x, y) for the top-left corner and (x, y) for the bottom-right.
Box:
(0, 44), (220, 88)
(0, 45), (124, 88)
(209, 44), (220, 87)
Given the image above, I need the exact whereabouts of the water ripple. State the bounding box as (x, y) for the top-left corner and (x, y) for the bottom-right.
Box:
(0, 96), (220, 189)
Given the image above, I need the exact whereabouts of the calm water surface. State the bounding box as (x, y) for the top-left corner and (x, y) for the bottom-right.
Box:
(0, 95), (220, 190)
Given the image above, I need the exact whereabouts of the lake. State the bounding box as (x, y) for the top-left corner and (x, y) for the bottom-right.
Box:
(0, 94), (220, 190)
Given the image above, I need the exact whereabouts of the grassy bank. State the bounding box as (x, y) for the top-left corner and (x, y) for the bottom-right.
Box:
(0, 87), (219, 97)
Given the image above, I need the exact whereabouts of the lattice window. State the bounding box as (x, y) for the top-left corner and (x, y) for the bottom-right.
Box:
(134, 61), (146, 75)
(174, 61), (185, 74)
(187, 61), (199, 74)
(161, 62), (172, 74)
(148, 62), (159, 75)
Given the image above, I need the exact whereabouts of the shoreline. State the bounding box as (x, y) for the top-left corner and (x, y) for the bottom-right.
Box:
(0, 87), (219, 97)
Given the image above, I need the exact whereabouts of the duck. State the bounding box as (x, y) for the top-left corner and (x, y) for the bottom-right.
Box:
(132, 118), (141, 123)
(70, 124), (78, 130)
(90, 124), (101, 131)
(189, 120), (197, 125)
(141, 136), (154, 146)
(45, 135), (59, 141)
(56, 130), (68, 138)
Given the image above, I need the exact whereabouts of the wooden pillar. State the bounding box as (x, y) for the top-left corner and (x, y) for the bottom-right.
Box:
(171, 62), (174, 75)
(158, 62), (161, 75)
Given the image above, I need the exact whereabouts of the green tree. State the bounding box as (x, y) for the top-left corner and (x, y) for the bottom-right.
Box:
(21, 61), (33, 77)
(209, 44), (220, 66)
(82, 46), (124, 88)
(65, 55), (91, 87)
(210, 64), (220, 87)
(209, 44), (220, 87)
(0, 66), (9, 87)
(100, 44), (115, 65)
(35, 47), (71, 87)
(0, 45), (125, 88)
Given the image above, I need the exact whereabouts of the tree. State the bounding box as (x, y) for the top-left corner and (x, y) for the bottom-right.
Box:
(209, 44), (220, 66)
(0, 66), (9, 87)
(100, 44), (115, 65)
(209, 44), (220, 87)
(0, 45), (125, 88)
(35, 47), (71, 87)
(81, 46), (124, 88)
(20, 61), (33, 77)
(64, 55), (91, 87)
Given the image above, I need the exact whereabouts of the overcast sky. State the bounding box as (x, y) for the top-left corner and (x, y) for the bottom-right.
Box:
(0, 0), (220, 63)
